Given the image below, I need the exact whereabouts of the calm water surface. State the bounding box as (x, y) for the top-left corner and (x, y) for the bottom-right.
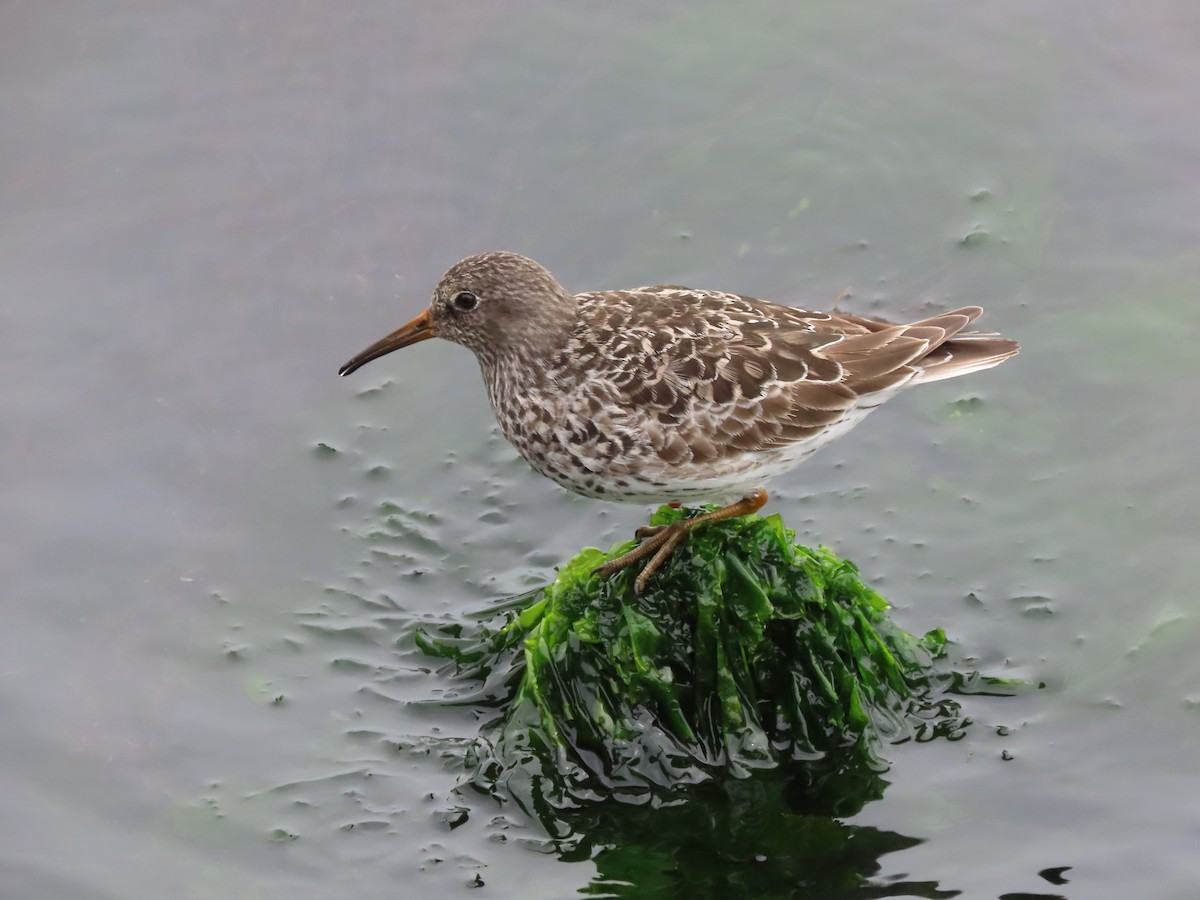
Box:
(4, 2), (1200, 897)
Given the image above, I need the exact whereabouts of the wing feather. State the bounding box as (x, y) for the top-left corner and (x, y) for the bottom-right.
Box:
(569, 289), (1015, 466)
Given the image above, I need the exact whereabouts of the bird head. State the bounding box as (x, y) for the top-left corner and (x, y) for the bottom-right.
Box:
(338, 251), (575, 376)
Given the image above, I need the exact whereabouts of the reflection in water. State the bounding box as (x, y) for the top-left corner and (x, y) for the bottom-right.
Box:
(450, 692), (959, 898)
(510, 771), (957, 899)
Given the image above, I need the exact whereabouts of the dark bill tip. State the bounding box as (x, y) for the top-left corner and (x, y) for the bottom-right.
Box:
(338, 309), (436, 376)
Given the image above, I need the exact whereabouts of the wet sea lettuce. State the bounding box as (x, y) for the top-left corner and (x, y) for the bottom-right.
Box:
(419, 506), (979, 818)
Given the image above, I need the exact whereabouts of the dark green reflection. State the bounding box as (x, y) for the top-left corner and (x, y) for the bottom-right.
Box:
(571, 772), (959, 899)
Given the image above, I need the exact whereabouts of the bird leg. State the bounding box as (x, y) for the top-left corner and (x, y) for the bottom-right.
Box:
(594, 488), (769, 594)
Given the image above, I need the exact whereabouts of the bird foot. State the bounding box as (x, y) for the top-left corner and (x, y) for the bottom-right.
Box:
(592, 488), (769, 594)
(594, 520), (691, 594)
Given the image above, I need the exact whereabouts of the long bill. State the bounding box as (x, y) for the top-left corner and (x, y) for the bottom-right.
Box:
(338, 309), (437, 376)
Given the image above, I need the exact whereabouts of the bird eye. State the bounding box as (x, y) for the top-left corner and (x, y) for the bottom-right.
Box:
(452, 291), (479, 312)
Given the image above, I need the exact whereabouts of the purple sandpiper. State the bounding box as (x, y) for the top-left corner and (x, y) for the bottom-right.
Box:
(340, 252), (1018, 592)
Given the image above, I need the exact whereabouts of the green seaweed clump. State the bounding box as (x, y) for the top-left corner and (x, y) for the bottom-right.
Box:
(419, 506), (978, 818)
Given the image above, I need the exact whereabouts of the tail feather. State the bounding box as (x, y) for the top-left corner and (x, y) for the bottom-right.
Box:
(825, 305), (1017, 394)
(912, 332), (1020, 384)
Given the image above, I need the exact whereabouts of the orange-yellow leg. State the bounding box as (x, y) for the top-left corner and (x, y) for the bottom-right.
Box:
(594, 488), (769, 594)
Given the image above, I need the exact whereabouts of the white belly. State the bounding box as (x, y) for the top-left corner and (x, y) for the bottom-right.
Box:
(594, 404), (880, 504)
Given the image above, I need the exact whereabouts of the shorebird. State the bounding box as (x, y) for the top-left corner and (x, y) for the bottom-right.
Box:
(340, 252), (1018, 592)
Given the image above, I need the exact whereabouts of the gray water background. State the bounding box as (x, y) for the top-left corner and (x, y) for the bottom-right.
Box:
(4, 2), (1200, 897)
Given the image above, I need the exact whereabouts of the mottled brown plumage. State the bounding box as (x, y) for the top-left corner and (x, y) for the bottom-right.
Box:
(340, 251), (1019, 590)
